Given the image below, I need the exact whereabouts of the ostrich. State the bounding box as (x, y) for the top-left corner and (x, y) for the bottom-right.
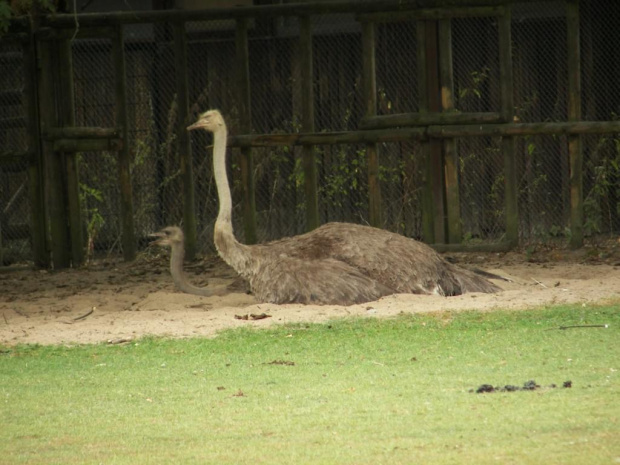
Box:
(187, 109), (501, 305)
(150, 226), (227, 297)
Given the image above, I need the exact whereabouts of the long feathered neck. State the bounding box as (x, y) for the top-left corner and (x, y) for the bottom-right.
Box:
(210, 123), (253, 278)
(212, 125), (232, 226)
(169, 241), (214, 296)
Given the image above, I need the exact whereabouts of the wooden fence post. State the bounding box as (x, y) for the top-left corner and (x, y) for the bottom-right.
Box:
(498, 6), (519, 247)
(38, 39), (71, 268)
(425, 21), (446, 244)
(299, 15), (319, 232)
(361, 20), (382, 228)
(58, 39), (84, 266)
(235, 17), (258, 244)
(567, 0), (583, 249)
(438, 18), (461, 244)
(173, 21), (197, 258)
(416, 20), (435, 243)
(23, 19), (50, 267)
(111, 25), (136, 261)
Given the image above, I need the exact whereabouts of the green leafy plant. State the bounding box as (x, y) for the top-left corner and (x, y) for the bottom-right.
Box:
(79, 183), (105, 263)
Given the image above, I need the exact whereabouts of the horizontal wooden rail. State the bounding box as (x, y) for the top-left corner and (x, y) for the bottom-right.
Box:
(53, 138), (123, 152)
(230, 128), (427, 147)
(357, 6), (504, 22)
(229, 120), (620, 148)
(35, 0), (549, 28)
(35, 26), (117, 40)
(361, 111), (502, 129)
(43, 126), (120, 140)
(427, 121), (620, 138)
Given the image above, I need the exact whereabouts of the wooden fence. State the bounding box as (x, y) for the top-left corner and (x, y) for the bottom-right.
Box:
(2, 0), (620, 268)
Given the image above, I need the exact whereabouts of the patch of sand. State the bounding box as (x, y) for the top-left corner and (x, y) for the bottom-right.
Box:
(1, 250), (618, 346)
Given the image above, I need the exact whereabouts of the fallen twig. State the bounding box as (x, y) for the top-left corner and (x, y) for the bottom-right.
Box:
(60, 307), (96, 325)
(73, 307), (95, 321)
(546, 324), (609, 331)
(531, 278), (548, 288)
(107, 337), (133, 345)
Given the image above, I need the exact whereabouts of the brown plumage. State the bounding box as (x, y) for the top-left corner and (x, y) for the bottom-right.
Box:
(150, 226), (226, 297)
(187, 109), (501, 305)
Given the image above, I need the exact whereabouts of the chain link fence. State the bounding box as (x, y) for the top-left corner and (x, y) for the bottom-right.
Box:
(0, 40), (30, 265)
(0, 0), (619, 265)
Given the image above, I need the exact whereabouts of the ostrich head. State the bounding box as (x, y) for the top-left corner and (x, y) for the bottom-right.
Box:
(150, 226), (184, 247)
(187, 109), (225, 133)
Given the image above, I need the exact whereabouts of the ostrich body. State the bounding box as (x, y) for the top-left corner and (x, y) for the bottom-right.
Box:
(150, 226), (226, 297)
(188, 109), (501, 305)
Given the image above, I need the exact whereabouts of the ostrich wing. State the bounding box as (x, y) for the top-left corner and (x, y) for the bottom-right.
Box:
(249, 255), (395, 305)
(261, 222), (499, 295)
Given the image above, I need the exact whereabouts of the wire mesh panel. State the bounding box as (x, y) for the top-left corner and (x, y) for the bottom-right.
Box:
(125, 23), (183, 242)
(582, 133), (620, 243)
(312, 14), (363, 132)
(378, 141), (425, 238)
(376, 21), (419, 115)
(0, 41), (30, 265)
(457, 137), (506, 242)
(452, 16), (500, 113)
(72, 37), (120, 257)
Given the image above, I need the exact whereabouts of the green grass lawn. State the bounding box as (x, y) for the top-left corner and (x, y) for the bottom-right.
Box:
(1, 303), (619, 464)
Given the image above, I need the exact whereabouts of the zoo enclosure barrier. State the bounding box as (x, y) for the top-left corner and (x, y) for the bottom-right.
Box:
(0, 0), (619, 268)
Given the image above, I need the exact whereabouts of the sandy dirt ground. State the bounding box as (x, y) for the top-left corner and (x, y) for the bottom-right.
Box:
(1, 247), (619, 346)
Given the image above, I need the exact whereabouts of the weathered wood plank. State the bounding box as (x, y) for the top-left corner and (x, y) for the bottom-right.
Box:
(358, 6), (504, 23)
(39, 40), (70, 268)
(439, 18), (461, 244)
(235, 17), (258, 245)
(23, 10), (49, 267)
(58, 39), (84, 267)
(229, 120), (620, 148)
(361, 111), (501, 129)
(41, 1), (539, 27)
(173, 21), (197, 259)
(362, 20), (382, 228)
(498, 6), (518, 247)
(416, 20), (435, 244)
(52, 138), (123, 152)
(300, 15), (319, 232)
(44, 127), (120, 139)
(424, 20), (446, 244)
(111, 26), (136, 261)
(427, 121), (620, 137)
(230, 128), (427, 147)
(567, 0), (582, 249)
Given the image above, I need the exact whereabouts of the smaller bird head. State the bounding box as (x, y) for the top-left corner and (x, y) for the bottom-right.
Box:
(149, 226), (184, 247)
(187, 109), (225, 133)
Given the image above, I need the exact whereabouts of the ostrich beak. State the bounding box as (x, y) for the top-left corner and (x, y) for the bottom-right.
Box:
(187, 119), (206, 131)
(149, 231), (167, 246)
